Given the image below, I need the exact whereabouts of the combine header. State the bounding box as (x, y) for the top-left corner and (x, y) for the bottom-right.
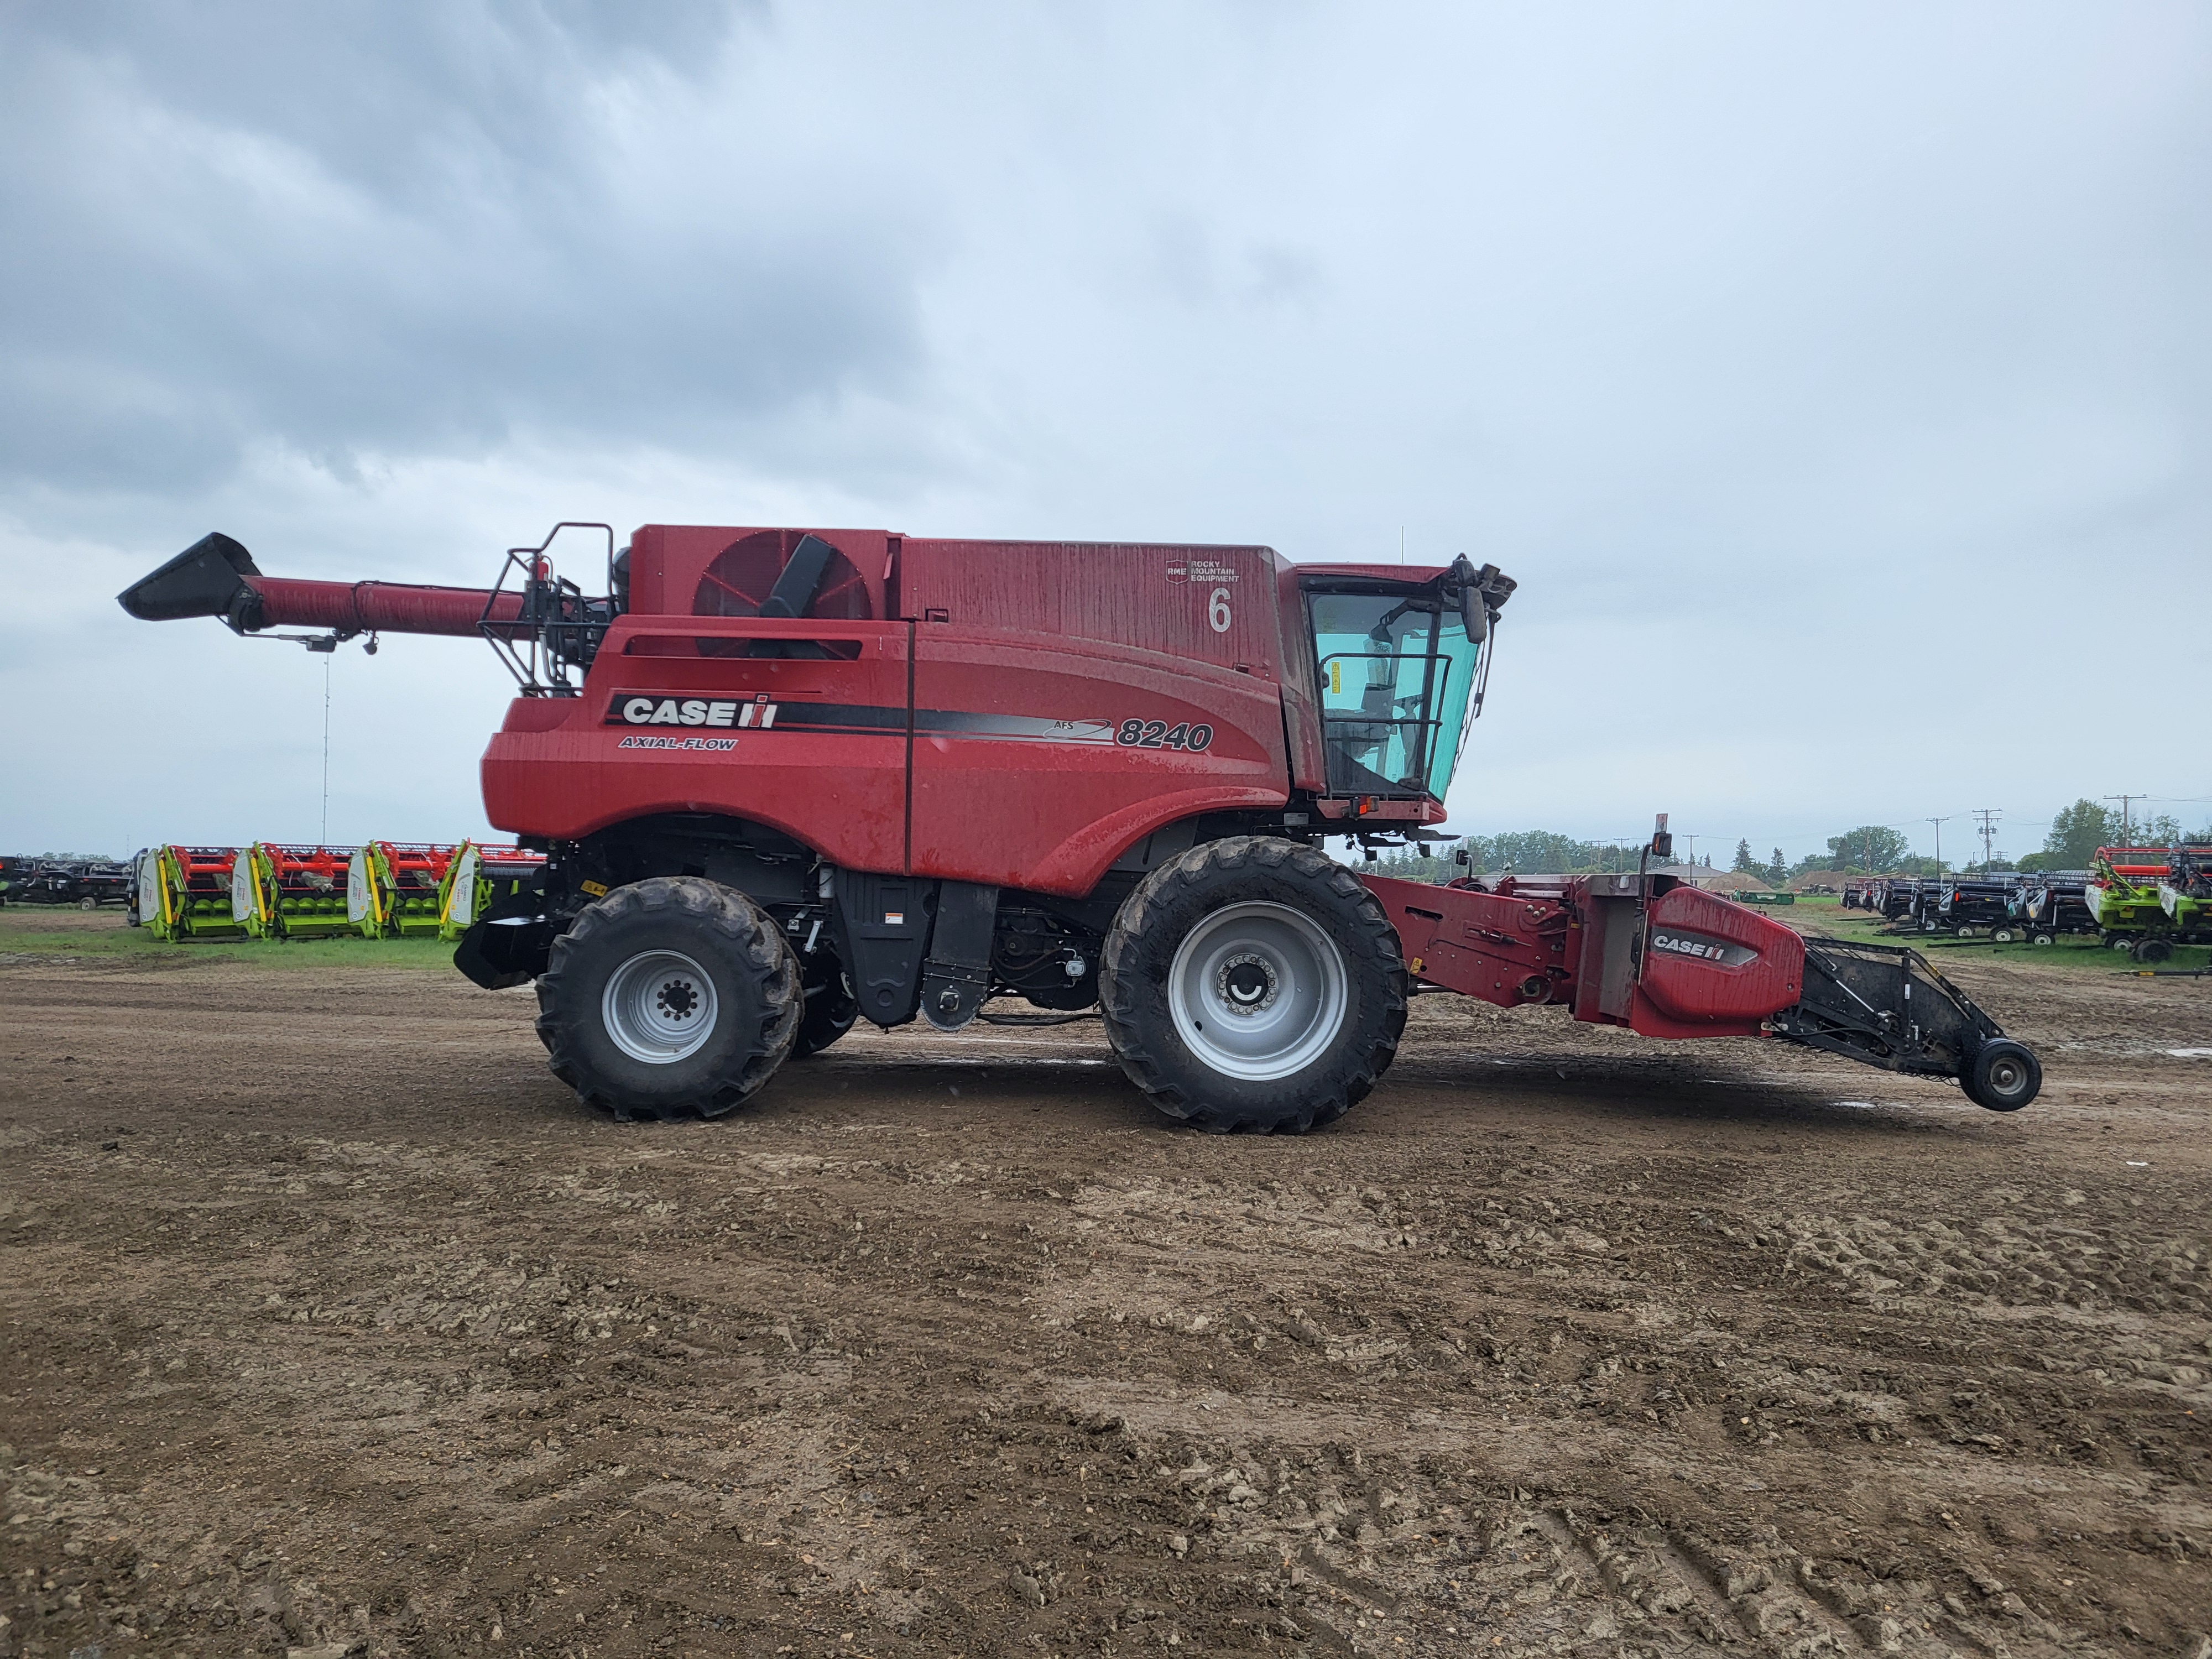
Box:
(348, 842), (459, 938)
(140, 846), (248, 941)
(2013, 875), (2094, 944)
(233, 844), (357, 939)
(2086, 846), (2212, 962)
(2161, 848), (2212, 934)
(438, 842), (549, 942)
(119, 523), (2045, 1126)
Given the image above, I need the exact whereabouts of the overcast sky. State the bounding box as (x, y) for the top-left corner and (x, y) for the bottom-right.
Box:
(3, 2), (2205, 865)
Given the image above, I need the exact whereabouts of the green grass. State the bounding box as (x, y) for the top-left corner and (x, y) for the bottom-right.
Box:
(0, 906), (458, 971)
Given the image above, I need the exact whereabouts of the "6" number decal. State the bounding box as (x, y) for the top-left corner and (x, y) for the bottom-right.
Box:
(1207, 587), (1232, 633)
(1115, 719), (1214, 752)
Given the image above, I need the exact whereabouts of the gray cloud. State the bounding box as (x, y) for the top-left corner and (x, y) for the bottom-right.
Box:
(0, 1), (930, 494)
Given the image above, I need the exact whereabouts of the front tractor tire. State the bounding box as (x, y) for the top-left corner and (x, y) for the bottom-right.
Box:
(1100, 836), (1407, 1133)
(535, 877), (800, 1121)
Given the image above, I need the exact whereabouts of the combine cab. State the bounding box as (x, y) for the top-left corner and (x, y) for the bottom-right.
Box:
(348, 842), (460, 938)
(234, 844), (358, 940)
(141, 846), (247, 941)
(119, 523), (2047, 1126)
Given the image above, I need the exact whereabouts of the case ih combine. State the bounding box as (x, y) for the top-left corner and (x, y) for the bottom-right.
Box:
(120, 523), (2043, 1126)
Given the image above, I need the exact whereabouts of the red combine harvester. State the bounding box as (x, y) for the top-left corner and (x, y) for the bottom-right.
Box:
(120, 524), (2042, 1127)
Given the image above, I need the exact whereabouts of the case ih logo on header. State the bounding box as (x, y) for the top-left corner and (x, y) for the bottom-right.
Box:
(608, 694), (778, 729)
(1649, 930), (1759, 969)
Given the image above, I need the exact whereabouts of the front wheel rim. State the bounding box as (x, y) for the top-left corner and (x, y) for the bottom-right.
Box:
(1167, 901), (1348, 1082)
(602, 948), (719, 1064)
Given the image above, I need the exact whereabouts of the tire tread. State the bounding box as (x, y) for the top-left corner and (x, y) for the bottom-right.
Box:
(1099, 835), (1405, 1133)
(534, 877), (799, 1121)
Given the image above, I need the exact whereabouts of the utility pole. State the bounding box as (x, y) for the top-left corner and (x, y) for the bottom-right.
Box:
(321, 653), (333, 848)
(1973, 808), (2001, 874)
(1926, 816), (1952, 879)
(2102, 794), (2142, 844)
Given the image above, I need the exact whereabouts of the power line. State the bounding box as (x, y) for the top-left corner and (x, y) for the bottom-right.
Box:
(1973, 808), (2001, 875)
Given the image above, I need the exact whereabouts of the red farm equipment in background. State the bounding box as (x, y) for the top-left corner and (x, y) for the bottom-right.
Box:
(120, 523), (2042, 1127)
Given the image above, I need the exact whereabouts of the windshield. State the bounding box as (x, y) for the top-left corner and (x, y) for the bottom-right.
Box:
(1308, 588), (1481, 799)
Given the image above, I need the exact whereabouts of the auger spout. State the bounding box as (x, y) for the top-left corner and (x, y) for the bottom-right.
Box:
(118, 531), (523, 638)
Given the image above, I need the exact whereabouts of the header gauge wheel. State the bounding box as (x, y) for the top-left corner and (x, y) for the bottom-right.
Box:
(1100, 836), (1406, 1133)
(1963, 1037), (2041, 1112)
(536, 877), (800, 1121)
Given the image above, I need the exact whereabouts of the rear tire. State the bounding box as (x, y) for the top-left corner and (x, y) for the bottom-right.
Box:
(535, 877), (800, 1121)
(2132, 937), (2174, 964)
(1963, 1037), (2040, 1112)
(77, 896), (98, 911)
(1099, 836), (1406, 1133)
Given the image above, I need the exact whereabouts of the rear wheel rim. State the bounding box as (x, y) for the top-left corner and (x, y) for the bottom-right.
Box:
(602, 948), (719, 1064)
(1167, 901), (1348, 1082)
(1984, 1054), (2028, 1099)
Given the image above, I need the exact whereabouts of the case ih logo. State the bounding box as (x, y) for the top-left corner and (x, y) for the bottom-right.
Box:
(1650, 930), (1757, 968)
(608, 695), (778, 729)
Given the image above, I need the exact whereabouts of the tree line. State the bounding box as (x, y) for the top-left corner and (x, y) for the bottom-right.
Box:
(1368, 800), (2208, 885)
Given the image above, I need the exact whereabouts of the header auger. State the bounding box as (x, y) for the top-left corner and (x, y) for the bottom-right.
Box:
(122, 520), (2041, 1126)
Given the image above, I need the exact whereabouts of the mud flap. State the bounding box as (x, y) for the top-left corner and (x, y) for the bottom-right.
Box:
(920, 881), (999, 1030)
(1769, 937), (2034, 1102)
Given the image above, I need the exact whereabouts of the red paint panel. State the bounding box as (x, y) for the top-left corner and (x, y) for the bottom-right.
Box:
(910, 628), (1287, 895)
(481, 618), (909, 873)
(1631, 887), (1804, 1030)
(1275, 559), (1328, 793)
(900, 541), (1287, 682)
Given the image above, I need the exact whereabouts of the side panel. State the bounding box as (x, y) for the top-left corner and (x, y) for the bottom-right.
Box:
(1276, 560), (1328, 794)
(1629, 886), (1805, 1036)
(1361, 874), (1577, 1008)
(909, 628), (1288, 895)
(480, 617), (910, 873)
(1572, 896), (1640, 1025)
(899, 540), (1285, 679)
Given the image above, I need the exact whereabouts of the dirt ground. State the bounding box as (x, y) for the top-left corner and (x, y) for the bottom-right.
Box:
(3, 909), (2208, 1659)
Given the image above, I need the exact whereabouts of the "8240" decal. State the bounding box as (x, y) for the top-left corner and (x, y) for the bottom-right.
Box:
(1115, 718), (1214, 751)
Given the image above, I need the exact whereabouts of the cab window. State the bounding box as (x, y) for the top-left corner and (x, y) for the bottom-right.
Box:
(1308, 589), (1480, 799)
